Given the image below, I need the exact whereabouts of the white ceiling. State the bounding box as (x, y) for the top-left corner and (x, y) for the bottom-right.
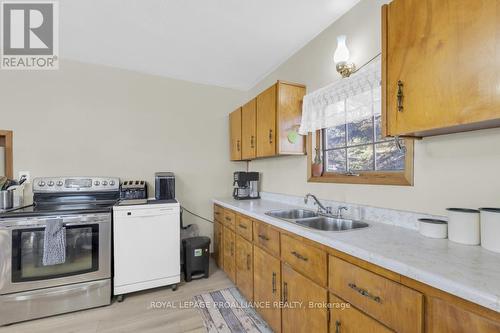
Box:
(60, 0), (360, 90)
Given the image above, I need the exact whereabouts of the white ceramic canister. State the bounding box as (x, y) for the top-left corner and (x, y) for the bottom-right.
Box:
(446, 208), (480, 245)
(479, 208), (500, 253)
(418, 218), (448, 239)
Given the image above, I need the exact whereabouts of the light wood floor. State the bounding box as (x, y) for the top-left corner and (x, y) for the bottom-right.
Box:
(0, 260), (233, 333)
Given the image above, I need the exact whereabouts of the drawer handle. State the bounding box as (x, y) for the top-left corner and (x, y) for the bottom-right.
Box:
(237, 139), (241, 152)
(335, 321), (341, 333)
(272, 272), (277, 294)
(258, 234), (270, 241)
(269, 129), (273, 144)
(225, 216), (232, 221)
(291, 251), (308, 262)
(397, 80), (404, 112)
(348, 283), (382, 303)
(238, 224), (247, 230)
(283, 282), (288, 303)
(231, 242), (234, 256)
(247, 254), (251, 270)
(215, 212), (220, 216)
(251, 136), (255, 148)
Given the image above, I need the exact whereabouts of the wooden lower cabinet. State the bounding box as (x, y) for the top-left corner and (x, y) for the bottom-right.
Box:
(253, 245), (281, 333)
(235, 235), (253, 301)
(213, 221), (223, 268)
(427, 297), (500, 333)
(222, 226), (236, 282)
(330, 294), (392, 333)
(213, 205), (500, 333)
(282, 263), (328, 333)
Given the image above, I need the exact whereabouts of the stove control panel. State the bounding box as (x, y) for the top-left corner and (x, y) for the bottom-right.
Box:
(33, 177), (120, 193)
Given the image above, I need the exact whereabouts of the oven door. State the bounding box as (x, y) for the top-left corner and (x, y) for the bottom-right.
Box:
(0, 213), (111, 295)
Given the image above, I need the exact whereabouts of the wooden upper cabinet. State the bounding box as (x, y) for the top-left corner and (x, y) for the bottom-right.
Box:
(228, 81), (306, 161)
(241, 99), (257, 160)
(382, 0), (500, 137)
(276, 82), (306, 154)
(256, 85), (277, 157)
(229, 108), (242, 161)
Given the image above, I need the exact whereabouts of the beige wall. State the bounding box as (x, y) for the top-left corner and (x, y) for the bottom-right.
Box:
(247, 0), (500, 216)
(0, 60), (246, 240)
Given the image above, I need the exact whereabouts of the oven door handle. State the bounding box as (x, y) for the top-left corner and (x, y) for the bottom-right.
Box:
(0, 215), (110, 229)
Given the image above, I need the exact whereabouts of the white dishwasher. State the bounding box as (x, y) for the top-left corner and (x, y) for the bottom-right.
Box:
(113, 200), (180, 300)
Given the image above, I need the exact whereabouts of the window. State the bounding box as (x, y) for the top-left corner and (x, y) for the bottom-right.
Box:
(322, 87), (406, 174)
(301, 56), (413, 185)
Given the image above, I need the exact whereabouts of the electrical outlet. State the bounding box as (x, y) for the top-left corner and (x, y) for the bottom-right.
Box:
(18, 171), (30, 183)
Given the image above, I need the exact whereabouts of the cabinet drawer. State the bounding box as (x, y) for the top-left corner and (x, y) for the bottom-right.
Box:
(281, 234), (327, 287)
(329, 256), (423, 333)
(253, 221), (280, 257)
(214, 205), (223, 222)
(330, 294), (392, 333)
(235, 215), (253, 241)
(223, 210), (236, 230)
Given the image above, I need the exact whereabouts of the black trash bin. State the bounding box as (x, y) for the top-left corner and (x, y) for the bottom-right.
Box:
(182, 236), (211, 282)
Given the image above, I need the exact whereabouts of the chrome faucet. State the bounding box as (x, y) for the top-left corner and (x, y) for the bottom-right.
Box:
(304, 193), (332, 215)
(336, 206), (348, 219)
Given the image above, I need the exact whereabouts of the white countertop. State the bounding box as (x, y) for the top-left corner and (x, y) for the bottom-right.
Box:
(213, 197), (500, 313)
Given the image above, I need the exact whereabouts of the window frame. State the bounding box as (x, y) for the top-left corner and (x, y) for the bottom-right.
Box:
(307, 130), (414, 186)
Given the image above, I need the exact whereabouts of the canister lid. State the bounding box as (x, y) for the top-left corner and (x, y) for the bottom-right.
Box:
(418, 218), (447, 224)
(479, 208), (500, 213)
(446, 208), (479, 213)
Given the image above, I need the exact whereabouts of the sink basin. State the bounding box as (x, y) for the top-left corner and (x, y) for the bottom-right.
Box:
(265, 209), (369, 232)
(295, 216), (369, 232)
(265, 209), (318, 220)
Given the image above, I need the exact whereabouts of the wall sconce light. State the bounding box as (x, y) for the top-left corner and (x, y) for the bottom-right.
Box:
(334, 35), (356, 78)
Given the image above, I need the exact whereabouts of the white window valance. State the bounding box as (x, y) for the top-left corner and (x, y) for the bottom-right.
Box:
(299, 55), (382, 135)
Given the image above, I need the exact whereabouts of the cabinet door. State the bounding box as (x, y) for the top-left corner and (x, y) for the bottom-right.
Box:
(213, 221), (223, 269)
(276, 82), (306, 154)
(383, 0), (500, 137)
(235, 235), (253, 301)
(253, 245), (281, 333)
(241, 99), (257, 160)
(428, 297), (500, 333)
(223, 227), (236, 282)
(330, 294), (392, 333)
(229, 108), (242, 161)
(282, 263), (328, 333)
(256, 85), (276, 157)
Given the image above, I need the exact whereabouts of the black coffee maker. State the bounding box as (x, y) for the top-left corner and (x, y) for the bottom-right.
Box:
(233, 172), (260, 200)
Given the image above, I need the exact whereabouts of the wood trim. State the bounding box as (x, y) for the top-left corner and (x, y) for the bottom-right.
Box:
(0, 130), (13, 179)
(276, 80), (306, 89)
(307, 134), (414, 186)
(381, 4), (389, 137)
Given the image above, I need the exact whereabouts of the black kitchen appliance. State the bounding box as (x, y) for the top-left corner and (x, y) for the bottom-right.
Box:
(155, 172), (175, 200)
(233, 171), (260, 200)
(120, 180), (147, 200)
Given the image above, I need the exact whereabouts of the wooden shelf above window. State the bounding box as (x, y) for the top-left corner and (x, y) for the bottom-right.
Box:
(0, 130), (13, 179)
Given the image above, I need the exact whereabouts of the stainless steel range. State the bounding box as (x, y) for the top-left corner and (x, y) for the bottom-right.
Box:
(0, 176), (119, 326)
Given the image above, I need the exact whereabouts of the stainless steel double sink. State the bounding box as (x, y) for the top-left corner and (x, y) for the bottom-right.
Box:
(265, 209), (369, 232)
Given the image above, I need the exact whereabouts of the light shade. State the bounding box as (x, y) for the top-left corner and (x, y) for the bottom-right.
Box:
(334, 35), (350, 64)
